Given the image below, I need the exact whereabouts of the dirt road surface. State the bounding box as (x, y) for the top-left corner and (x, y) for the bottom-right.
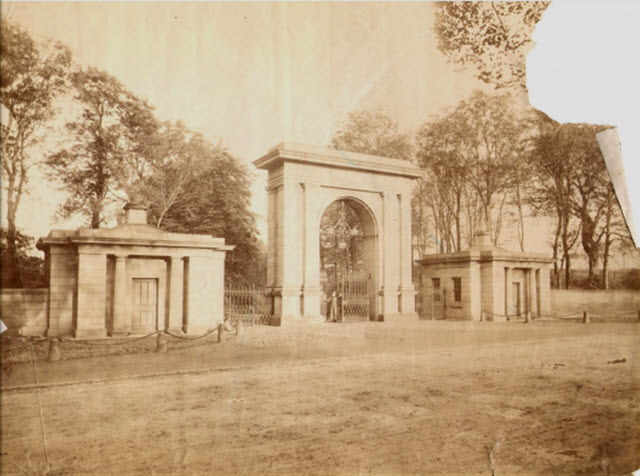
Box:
(1, 321), (639, 474)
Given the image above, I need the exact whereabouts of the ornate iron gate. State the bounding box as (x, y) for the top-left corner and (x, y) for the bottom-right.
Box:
(430, 289), (444, 319)
(321, 272), (370, 322)
(415, 284), (427, 319)
(338, 273), (370, 322)
(224, 285), (274, 325)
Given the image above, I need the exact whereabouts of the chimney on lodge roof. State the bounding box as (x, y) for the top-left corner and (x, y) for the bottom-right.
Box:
(123, 202), (148, 225)
(475, 214), (492, 247)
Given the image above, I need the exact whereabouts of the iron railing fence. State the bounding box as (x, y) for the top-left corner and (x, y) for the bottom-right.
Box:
(224, 285), (274, 325)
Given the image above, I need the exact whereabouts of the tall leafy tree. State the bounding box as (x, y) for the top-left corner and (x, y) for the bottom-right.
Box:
(569, 124), (612, 280)
(416, 91), (528, 248)
(529, 121), (635, 289)
(528, 121), (587, 288)
(434, 2), (548, 90)
(0, 20), (71, 285)
(600, 184), (632, 290)
(45, 66), (157, 228)
(130, 121), (209, 227)
(156, 144), (261, 285)
(331, 109), (413, 161)
(329, 110), (424, 273)
(415, 115), (468, 253)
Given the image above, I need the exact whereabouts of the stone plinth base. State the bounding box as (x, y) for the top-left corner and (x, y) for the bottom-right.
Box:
(74, 328), (107, 338)
(381, 312), (420, 323)
(20, 326), (47, 337)
(46, 328), (73, 338)
(490, 313), (509, 322)
(270, 314), (325, 326)
(182, 325), (216, 336)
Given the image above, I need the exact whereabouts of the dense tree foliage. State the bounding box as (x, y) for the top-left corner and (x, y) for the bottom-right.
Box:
(434, 2), (548, 90)
(0, 229), (45, 288)
(415, 90), (529, 251)
(331, 109), (413, 161)
(45, 67), (158, 228)
(129, 121), (210, 227)
(1, 19), (71, 286)
(529, 120), (631, 289)
(144, 142), (261, 286)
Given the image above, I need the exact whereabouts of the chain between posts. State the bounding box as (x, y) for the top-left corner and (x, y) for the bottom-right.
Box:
(0, 320), (242, 364)
(480, 309), (639, 321)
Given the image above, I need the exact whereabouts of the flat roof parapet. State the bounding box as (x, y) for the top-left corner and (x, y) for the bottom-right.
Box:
(255, 142), (424, 180)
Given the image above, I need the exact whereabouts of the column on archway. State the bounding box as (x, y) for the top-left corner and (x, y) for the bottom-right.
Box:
(265, 184), (279, 292)
(302, 183), (323, 320)
(398, 192), (417, 317)
(277, 178), (304, 322)
(380, 192), (401, 319)
(361, 234), (378, 320)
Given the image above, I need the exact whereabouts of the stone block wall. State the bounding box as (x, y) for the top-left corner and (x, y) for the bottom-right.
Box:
(480, 262), (495, 320)
(539, 267), (552, 316)
(75, 253), (107, 337)
(421, 263), (473, 320)
(47, 249), (76, 336)
(184, 255), (225, 333)
(551, 289), (640, 316)
(0, 289), (49, 336)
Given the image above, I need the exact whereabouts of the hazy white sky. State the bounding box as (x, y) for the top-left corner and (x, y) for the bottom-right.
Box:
(1, 2), (489, 242)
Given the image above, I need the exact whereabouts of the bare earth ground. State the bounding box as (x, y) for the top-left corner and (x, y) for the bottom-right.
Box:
(1, 321), (639, 475)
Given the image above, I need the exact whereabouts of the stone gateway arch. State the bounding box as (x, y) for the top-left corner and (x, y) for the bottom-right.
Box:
(254, 143), (423, 325)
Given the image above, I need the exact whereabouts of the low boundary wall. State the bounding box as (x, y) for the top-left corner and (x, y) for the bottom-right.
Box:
(0, 289), (48, 336)
(551, 289), (639, 316)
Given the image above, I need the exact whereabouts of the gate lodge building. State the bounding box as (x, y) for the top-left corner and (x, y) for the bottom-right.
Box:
(31, 203), (233, 338)
(416, 229), (553, 321)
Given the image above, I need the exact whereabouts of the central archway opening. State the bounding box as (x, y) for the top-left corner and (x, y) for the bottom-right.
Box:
(319, 199), (378, 322)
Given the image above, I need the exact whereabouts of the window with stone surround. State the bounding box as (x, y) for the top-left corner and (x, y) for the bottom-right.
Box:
(452, 277), (462, 302)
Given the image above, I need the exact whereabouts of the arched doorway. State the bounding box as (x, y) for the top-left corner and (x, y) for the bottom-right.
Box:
(319, 199), (378, 321)
(254, 142), (422, 326)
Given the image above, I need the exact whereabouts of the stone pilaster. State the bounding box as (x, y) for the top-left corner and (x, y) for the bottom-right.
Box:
(504, 267), (512, 317)
(398, 192), (418, 319)
(75, 252), (108, 338)
(528, 268), (537, 317)
(168, 256), (184, 332)
(302, 183), (323, 321)
(46, 246), (76, 337)
(110, 255), (130, 336)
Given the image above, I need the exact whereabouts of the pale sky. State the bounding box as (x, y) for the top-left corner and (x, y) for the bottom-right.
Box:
(7, 1), (638, 269)
(2, 2), (492, 242)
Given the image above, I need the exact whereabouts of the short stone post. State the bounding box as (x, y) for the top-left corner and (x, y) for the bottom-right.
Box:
(583, 311), (590, 324)
(48, 338), (61, 362)
(155, 332), (167, 353)
(480, 310), (485, 322)
(217, 323), (223, 343)
(525, 311), (531, 323)
(236, 318), (245, 338)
